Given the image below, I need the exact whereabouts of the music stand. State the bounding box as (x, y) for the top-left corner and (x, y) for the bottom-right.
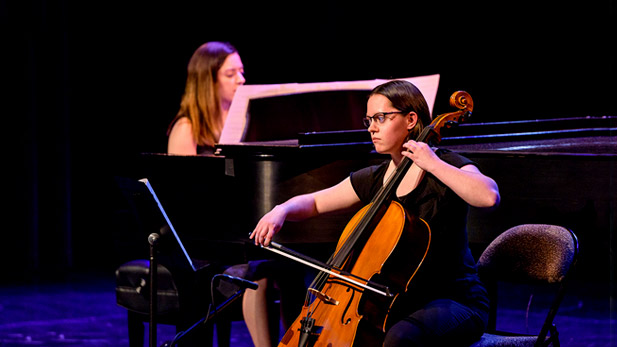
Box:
(116, 177), (256, 347)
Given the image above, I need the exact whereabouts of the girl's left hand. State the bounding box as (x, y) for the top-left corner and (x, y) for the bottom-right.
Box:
(402, 140), (440, 172)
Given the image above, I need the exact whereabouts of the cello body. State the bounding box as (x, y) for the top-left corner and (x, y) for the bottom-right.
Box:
(278, 201), (430, 347)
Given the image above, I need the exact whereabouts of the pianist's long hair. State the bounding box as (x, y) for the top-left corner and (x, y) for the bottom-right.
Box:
(369, 80), (431, 141)
(168, 41), (238, 148)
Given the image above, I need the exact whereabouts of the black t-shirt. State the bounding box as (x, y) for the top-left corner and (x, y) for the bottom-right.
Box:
(350, 149), (489, 312)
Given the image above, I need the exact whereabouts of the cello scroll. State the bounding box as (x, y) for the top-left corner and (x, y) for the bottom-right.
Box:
(422, 90), (473, 145)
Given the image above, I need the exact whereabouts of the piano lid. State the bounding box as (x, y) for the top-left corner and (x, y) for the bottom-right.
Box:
(219, 75), (440, 145)
(440, 116), (617, 156)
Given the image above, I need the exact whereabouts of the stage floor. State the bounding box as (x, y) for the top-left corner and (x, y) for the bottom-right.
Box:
(0, 271), (614, 346)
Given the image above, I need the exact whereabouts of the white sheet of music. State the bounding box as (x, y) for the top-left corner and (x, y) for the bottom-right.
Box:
(220, 74), (440, 144)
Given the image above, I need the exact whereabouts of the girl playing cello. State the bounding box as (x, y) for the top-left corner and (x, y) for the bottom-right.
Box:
(250, 80), (500, 346)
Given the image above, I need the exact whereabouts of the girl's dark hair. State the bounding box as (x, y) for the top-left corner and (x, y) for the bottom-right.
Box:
(369, 80), (431, 139)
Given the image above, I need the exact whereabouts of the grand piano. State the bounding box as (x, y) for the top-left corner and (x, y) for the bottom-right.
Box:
(136, 75), (616, 298)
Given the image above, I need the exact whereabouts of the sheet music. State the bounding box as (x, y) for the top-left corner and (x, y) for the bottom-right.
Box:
(220, 74), (440, 144)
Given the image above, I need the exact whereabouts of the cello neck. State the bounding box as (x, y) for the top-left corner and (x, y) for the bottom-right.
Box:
(369, 121), (436, 208)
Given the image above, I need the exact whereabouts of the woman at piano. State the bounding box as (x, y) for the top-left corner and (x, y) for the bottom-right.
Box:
(166, 41), (304, 347)
(250, 80), (500, 346)
(167, 41), (245, 155)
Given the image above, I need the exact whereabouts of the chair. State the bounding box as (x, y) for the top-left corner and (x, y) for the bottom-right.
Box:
(471, 224), (579, 347)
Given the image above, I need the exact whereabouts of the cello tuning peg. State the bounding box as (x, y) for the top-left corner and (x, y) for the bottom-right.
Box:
(445, 120), (458, 128)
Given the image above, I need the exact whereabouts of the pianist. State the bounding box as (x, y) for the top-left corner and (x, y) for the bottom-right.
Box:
(251, 80), (500, 346)
(165, 41), (305, 347)
(167, 41), (245, 155)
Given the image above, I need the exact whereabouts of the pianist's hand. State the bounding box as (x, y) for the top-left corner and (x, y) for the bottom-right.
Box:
(250, 205), (287, 247)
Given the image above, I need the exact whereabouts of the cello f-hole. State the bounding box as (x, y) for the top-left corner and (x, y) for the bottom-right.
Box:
(341, 287), (355, 325)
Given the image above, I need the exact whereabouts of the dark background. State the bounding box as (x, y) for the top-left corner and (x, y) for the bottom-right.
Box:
(3, 0), (615, 281)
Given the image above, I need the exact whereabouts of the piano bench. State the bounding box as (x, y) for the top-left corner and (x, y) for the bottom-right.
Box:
(115, 259), (180, 316)
(115, 259), (237, 347)
(115, 259), (180, 347)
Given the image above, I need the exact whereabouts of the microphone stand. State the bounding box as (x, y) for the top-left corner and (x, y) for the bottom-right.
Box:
(148, 233), (160, 347)
(161, 286), (248, 347)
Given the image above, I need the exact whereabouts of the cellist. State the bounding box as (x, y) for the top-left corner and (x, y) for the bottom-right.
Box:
(250, 80), (500, 346)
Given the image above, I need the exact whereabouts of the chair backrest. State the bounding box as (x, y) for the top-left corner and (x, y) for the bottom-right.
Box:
(478, 224), (578, 284)
(477, 224), (579, 339)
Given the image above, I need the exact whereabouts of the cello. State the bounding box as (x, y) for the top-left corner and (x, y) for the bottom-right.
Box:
(264, 90), (474, 347)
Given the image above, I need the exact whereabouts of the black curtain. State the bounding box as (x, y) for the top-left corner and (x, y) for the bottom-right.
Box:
(4, 0), (73, 280)
(3, 0), (615, 282)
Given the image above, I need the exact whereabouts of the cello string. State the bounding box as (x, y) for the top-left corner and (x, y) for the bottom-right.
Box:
(333, 154), (413, 267)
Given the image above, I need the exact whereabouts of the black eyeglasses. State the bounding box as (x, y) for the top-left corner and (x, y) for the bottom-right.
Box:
(362, 111), (404, 128)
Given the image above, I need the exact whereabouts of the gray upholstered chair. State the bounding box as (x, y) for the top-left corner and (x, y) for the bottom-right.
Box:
(471, 224), (579, 347)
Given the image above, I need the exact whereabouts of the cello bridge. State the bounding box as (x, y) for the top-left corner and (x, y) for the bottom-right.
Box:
(308, 288), (339, 305)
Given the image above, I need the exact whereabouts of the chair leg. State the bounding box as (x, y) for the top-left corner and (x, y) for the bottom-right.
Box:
(538, 323), (560, 347)
(216, 320), (232, 347)
(550, 324), (560, 347)
(128, 311), (145, 347)
(268, 300), (280, 345)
